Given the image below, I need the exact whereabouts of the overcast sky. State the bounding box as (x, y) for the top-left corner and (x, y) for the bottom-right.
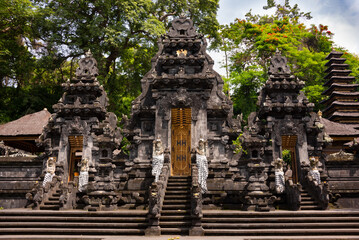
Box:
(211, 0), (359, 75)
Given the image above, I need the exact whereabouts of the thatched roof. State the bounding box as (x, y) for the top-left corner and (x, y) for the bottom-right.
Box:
(0, 109), (50, 136)
(320, 117), (359, 137)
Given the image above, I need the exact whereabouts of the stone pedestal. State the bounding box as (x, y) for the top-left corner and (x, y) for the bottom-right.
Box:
(244, 162), (275, 211)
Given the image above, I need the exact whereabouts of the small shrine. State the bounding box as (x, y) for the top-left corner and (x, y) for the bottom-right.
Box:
(242, 50), (331, 211)
(28, 51), (122, 210)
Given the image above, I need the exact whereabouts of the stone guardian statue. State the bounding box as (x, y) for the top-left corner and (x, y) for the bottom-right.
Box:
(273, 158), (285, 194)
(309, 156), (321, 184)
(43, 157), (56, 187)
(152, 139), (164, 182)
(196, 139), (208, 193)
(78, 158), (89, 192)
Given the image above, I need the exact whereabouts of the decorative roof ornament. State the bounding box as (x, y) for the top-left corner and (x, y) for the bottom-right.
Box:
(268, 49), (291, 76)
(318, 110), (323, 118)
(167, 16), (197, 38)
(75, 49), (99, 78)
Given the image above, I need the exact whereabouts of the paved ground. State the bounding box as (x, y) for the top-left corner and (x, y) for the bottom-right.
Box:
(1, 236), (359, 240)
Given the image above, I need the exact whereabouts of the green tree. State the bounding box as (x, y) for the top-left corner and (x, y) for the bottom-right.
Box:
(220, 0), (358, 120)
(0, 0), (36, 88)
(30, 0), (220, 116)
(0, 0), (220, 123)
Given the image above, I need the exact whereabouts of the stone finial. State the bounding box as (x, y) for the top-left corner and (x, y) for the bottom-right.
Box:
(85, 49), (93, 58)
(318, 110), (322, 118)
(167, 17), (197, 38)
(268, 49), (291, 75)
(75, 50), (99, 78)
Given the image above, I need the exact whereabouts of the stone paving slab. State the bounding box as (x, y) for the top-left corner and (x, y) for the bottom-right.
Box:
(1, 236), (359, 240)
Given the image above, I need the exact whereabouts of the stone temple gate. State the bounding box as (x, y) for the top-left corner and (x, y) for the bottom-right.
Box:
(0, 16), (359, 237)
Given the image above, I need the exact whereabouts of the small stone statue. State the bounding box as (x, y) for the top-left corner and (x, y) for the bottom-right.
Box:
(78, 158), (89, 192)
(43, 157), (56, 187)
(273, 158), (285, 194)
(196, 139), (208, 193)
(309, 156), (321, 184)
(152, 139), (164, 182)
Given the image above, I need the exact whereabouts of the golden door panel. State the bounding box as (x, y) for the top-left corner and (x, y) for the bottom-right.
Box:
(171, 108), (191, 176)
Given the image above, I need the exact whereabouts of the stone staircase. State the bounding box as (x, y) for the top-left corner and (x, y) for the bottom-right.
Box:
(300, 186), (321, 210)
(202, 210), (359, 236)
(39, 189), (61, 210)
(0, 210), (148, 235)
(160, 176), (192, 235)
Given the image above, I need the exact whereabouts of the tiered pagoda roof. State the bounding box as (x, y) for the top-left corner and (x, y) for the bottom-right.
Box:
(321, 51), (359, 124)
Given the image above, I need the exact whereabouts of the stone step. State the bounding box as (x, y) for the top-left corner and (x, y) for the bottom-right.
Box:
(301, 196), (314, 201)
(0, 222), (148, 229)
(159, 221), (192, 227)
(0, 228), (145, 235)
(168, 178), (191, 182)
(0, 216), (148, 222)
(161, 210), (191, 215)
(202, 222), (359, 229)
(166, 186), (190, 190)
(204, 228), (359, 236)
(202, 210), (359, 217)
(169, 176), (191, 179)
(164, 194), (190, 199)
(201, 216), (359, 223)
(163, 199), (191, 204)
(161, 227), (189, 235)
(0, 210), (148, 217)
(40, 205), (60, 210)
(48, 197), (60, 201)
(162, 204), (191, 210)
(167, 182), (191, 186)
(44, 200), (60, 205)
(160, 215), (192, 221)
(165, 190), (190, 194)
(301, 201), (318, 205)
(301, 206), (321, 210)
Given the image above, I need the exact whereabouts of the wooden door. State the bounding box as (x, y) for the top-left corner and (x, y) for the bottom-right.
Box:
(171, 108), (191, 176)
(282, 135), (298, 183)
(68, 135), (83, 182)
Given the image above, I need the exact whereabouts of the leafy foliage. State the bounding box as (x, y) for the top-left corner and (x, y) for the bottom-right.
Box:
(282, 149), (292, 165)
(0, 0), (220, 123)
(220, 0), (359, 120)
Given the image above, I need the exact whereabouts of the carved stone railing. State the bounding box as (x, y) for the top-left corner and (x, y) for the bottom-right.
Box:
(59, 177), (78, 210)
(302, 166), (329, 210)
(189, 156), (204, 236)
(145, 148), (170, 236)
(30, 175), (62, 210)
(285, 178), (301, 211)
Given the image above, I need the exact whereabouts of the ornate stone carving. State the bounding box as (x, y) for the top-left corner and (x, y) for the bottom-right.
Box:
(167, 16), (198, 38)
(268, 49), (291, 76)
(327, 150), (354, 162)
(75, 50), (99, 78)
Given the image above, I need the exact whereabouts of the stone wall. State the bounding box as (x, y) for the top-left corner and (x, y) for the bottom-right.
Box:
(0, 156), (43, 208)
(326, 161), (359, 208)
